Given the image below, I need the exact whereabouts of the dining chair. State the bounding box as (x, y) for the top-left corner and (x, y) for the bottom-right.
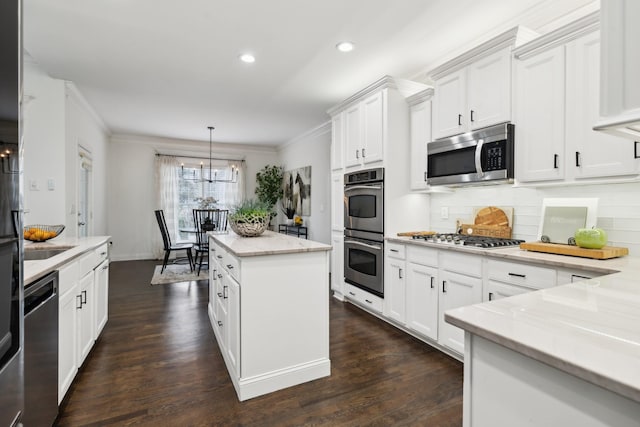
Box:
(192, 209), (217, 274)
(155, 210), (194, 274)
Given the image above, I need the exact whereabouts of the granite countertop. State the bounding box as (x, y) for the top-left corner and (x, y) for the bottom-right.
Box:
(209, 230), (331, 257)
(24, 236), (111, 285)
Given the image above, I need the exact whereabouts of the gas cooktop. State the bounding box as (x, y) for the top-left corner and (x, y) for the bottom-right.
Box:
(412, 233), (524, 249)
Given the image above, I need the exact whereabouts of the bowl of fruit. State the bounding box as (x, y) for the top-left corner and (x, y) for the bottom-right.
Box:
(23, 225), (65, 242)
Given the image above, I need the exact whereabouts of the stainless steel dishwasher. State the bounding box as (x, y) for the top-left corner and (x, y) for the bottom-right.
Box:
(23, 270), (59, 426)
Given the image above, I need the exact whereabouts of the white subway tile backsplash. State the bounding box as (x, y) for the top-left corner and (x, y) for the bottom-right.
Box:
(430, 181), (640, 256)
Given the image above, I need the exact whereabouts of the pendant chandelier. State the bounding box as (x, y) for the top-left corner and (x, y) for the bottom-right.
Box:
(181, 126), (239, 183)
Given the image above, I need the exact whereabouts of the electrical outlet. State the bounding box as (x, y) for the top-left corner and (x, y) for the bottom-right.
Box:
(441, 207), (449, 219)
(29, 180), (39, 191)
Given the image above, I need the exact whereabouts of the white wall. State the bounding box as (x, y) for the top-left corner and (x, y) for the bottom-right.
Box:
(107, 134), (279, 261)
(23, 59), (109, 236)
(430, 181), (640, 255)
(277, 122), (332, 244)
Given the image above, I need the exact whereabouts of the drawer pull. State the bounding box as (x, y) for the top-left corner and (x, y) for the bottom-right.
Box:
(102, 265), (108, 270)
(217, 292), (223, 298)
(458, 114), (462, 126)
(508, 272), (526, 278)
(223, 285), (228, 299)
(365, 299), (373, 304)
(390, 249), (399, 253)
(100, 251), (107, 256)
(76, 295), (83, 309)
(217, 321), (223, 327)
(226, 264), (234, 269)
(217, 274), (223, 279)
(349, 291), (356, 296)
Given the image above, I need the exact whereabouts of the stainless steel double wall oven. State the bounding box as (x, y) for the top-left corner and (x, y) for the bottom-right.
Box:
(343, 168), (384, 297)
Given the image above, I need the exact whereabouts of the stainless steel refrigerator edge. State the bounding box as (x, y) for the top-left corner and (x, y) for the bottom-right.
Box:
(0, 0), (24, 425)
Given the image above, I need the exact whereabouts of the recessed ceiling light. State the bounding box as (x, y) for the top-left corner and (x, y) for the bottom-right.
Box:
(336, 41), (355, 53)
(239, 53), (256, 63)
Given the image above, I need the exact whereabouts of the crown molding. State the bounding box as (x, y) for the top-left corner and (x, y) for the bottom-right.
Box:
(513, 11), (599, 60)
(64, 82), (111, 135)
(407, 88), (435, 107)
(278, 120), (331, 150)
(428, 26), (539, 81)
(327, 75), (429, 116)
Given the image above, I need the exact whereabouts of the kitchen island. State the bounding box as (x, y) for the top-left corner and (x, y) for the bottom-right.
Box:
(207, 230), (332, 401)
(445, 268), (640, 426)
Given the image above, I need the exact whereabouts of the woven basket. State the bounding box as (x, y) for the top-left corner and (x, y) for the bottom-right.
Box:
(229, 213), (270, 237)
(23, 224), (65, 242)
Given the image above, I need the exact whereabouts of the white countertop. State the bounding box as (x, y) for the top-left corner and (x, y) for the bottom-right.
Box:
(209, 230), (331, 257)
(23, 236), (111, 285)
(389, 234), (640, 403)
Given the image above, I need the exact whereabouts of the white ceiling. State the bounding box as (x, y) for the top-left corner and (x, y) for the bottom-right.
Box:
(23, 0), (595, 147)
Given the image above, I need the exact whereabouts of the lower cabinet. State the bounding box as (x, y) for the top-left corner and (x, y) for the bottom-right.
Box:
(57, 242), (110, 404)
(384, 254), (406, 324)
(406, 262), (438, 341)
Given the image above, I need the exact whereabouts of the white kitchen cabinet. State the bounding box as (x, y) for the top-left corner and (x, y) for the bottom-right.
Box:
(595, 0), (640, 140)
(484, 259), (556, 302)
(331, 172), (343, 232)
(331, 113), (344, 171)
(344, 283), (383, 313)
(408, 89), (433, 190)
(515, 45), (566, 182)
(344, 91), (384, 168)
(208, 234), (330, 401)
(58, 262), (79, 404)
(76, 270), (95, 366)
(556, 267), (601, 285)
(429, 27), (535, 140)
(566, 30), (640, 179)
(406, 262), (438, 341)
(94, 259), (109, 338)
(384, 243), (406, 324)
(330, 232), (344, 298)
(515, 13), (640, 184)
(438, 251), (482, 355)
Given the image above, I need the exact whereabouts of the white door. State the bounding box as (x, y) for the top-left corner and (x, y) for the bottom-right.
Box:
(438, 270), (482, 355)
(77, 271), (95, 365)
(384, 258), (406, 324)
(467, 47), (512, 131)
(433, 69), (466, 139)
(361, 91), (384, 164)
(58, 285), (78, 403)
(78, 150), (92, 237)
(331, 113), (344, 171)
(406, 263), (438, 341)
(409, 100), (431, 190)
(515, 45), (566, 182)
(567, 31), (640, 179)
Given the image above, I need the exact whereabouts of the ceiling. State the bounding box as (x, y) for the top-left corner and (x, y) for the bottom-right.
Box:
(23, 0), (595, 147)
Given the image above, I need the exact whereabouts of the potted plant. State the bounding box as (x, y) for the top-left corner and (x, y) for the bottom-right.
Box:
(228, 199), (272, 237)
(255, 165), (283, 212)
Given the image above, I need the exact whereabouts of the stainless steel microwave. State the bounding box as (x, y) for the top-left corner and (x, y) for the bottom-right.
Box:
(427, 123), (514, 186)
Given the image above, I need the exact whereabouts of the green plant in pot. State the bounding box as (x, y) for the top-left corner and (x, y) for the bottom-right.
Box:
(229, 199), (272, 237)
(255, 165), (283, 221)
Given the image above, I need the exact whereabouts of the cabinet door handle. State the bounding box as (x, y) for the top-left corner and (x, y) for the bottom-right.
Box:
(508, 272), (526, 278)
(458, 114), (462, 126)
(356, 149), (360, 159)
(217, 321), (223, 327)
(102, 265), (108, 270)
(399, 268), (403, 279)
(442, 280), (447, 293)
(217, 292), (223, 298)
(217, 274), (223, 279)
(571, 274), (591, 283)
(212, 269), (217, 280)
(390, 249), (399, 253)
(216, 255), (223, 259)
(424, 171), (427, 182)
(362, 148), (366, 158)
(575, 151), (581, 167)
(82, 290), (87, 304)
(488, 292), (494, 301)
(470, 110), (475, 122)
(635, 141), (639, 159)
(349, 291), (356, 296)
(226, 264), (234, 269)
(553, 154), (559, 169)
(365, 299), (373, 304)
(223, 285), (228, 299)
(100, 251), (107, 256)
(76, 295), (83, 309)
(430, 276), (434, 289)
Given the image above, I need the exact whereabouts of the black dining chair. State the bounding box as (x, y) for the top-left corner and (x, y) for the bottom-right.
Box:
(155, 210), (194, 274)
(193, 209), (219, 274)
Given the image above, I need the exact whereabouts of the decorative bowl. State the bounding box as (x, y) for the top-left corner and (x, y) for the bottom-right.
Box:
(229, 213), (270, 237)
(23, 224), (65, 242)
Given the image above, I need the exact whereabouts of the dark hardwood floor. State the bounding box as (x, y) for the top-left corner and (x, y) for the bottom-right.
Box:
(56, 260), (462, 426)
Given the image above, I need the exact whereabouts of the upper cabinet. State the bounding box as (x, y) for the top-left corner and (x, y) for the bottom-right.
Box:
(407, 89), (434, 190)
(514, 12), (640, 184)
(594, 0), (640, 141)
(429, 27), (538, 140)
(328, 76), (429, 172)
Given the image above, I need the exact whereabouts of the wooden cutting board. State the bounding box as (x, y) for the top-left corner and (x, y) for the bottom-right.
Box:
(520, 242), (629, 259)
(474, 206), (510, 227)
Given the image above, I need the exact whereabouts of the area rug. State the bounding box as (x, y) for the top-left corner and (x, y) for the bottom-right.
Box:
(150, 264), (208, 285)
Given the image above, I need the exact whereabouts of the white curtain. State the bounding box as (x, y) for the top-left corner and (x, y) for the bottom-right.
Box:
(154, 155), (180, 259)
(221, 160), (245, 209)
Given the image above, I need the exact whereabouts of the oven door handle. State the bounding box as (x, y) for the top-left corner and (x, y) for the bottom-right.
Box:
(345, 240), (382, 251)
(474, 138), (484, 177)
(344, 185), (383, 192)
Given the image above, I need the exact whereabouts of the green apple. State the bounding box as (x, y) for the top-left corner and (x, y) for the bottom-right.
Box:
(574, 227), (607, 249)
